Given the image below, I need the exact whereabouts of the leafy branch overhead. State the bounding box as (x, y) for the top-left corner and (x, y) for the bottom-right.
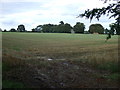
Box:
(79, 1), (120, 23)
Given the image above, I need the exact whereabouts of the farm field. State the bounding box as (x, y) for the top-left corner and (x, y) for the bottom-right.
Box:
(2, 32), (119, 88)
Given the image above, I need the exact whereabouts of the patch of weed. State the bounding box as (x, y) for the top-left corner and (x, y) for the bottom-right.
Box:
(2, 63), (10, 71)
(12, 47), (20, 51)
(105, 73), (120, 80)
(97, 62), (119, 73)
(2, 80), (25, 88)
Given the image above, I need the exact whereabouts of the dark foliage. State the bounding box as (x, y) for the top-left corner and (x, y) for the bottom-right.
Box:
(73, 22), (85, 33)
(10, 28), (17, 32)
(109, 23), (120, 35)
(89, 24), (104, 34)
(79, 1), (120, 34)
(17, 24), (26, 32)
(79, 1), (120, 22)
(36, 22), (72, 33)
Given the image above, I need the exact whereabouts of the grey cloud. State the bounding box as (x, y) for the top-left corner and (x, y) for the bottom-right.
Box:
(1, 2), (43, 15)
(1, 20), (18, 26)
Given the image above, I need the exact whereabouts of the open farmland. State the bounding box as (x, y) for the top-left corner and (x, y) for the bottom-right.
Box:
(2, 32), (119, 88)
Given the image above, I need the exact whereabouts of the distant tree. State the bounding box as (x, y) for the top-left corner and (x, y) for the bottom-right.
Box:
(104, 28), (109, 34)
(57, 22), (65, 33)
(35, 22), (72, 33)
(59, 21), (64, 25)
(10, 28), (16, 32)
(32, 28), (35, 32)
(51, 25), (58, 33)
(17, 24), (26, 32)
(56, 22), (72, 33)
(109, 23), (115, 35)
(63, 23), (72, 33)
(42, 24), (54, 33)
(73, 22), (85, 33)
(109, 23), (119, 35)
(35, 25), (43, 32)
(89, 24), (104, 34)
(3, 29), (7, 32)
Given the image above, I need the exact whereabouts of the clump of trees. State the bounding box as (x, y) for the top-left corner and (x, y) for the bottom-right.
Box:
(42, 24), (56, 33)
(17, 24), (26, 32)
(3, 24), (26, 32)
(73, 22), (85, 33)
(33, 21), (85, 34)
(57, 22), (72, 33)
(10, 28), (17, 32)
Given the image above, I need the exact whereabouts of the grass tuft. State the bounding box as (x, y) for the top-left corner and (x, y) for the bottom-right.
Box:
(3, 80), (25, 88)
(97, 62), (119, 73)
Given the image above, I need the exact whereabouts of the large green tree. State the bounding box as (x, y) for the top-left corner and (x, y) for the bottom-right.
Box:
(89, 24), (104, 34)
(73, 22), (85, 33)
(17, 24), (26, 32)
(56, 21), (72, 33)
(79, 1), (120, 35)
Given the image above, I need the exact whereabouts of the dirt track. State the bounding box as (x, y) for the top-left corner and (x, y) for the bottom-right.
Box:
(3, 55), (119, 88)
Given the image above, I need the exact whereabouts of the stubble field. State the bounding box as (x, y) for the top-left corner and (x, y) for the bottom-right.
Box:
(2, 32), (119, 88)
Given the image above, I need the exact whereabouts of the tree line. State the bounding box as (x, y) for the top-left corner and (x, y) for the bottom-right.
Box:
(1, 21), (119, 35)
(32, 21), (85, 33)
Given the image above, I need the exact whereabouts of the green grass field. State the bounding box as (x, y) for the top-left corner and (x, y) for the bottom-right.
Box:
(2, 32), (119, 88)
(2, 32), (118, 53)
(2, 32), (118, 64)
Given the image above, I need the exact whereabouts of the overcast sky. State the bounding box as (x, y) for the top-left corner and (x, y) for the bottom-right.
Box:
(0, 0), (117, 31)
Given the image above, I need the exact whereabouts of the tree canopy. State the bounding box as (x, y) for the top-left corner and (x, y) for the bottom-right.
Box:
(73, 22), (85, 33)
(17, 24), (26, 32)
(10, 28), (17, 32)
(89, 24), (104, 34)
(79, 1), (120, 35)
(35, 22), (72, 33)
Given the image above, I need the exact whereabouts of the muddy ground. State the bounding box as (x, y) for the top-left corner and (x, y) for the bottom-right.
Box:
(3, 53), (119, 88)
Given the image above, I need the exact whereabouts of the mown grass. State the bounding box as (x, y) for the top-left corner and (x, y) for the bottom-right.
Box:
(2, 32), (119, 84)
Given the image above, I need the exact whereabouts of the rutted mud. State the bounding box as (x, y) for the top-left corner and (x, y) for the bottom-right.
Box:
(3, 54), (119, 88)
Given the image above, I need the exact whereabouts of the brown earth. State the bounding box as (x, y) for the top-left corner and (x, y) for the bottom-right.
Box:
(3, 53), (119, 88)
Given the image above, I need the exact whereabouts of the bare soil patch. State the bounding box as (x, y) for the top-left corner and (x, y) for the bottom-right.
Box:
(3, 54), (119, 88)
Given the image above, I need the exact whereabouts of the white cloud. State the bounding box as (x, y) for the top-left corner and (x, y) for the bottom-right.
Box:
(0, 0), (117, 31)
(1, 0), (48, 2)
